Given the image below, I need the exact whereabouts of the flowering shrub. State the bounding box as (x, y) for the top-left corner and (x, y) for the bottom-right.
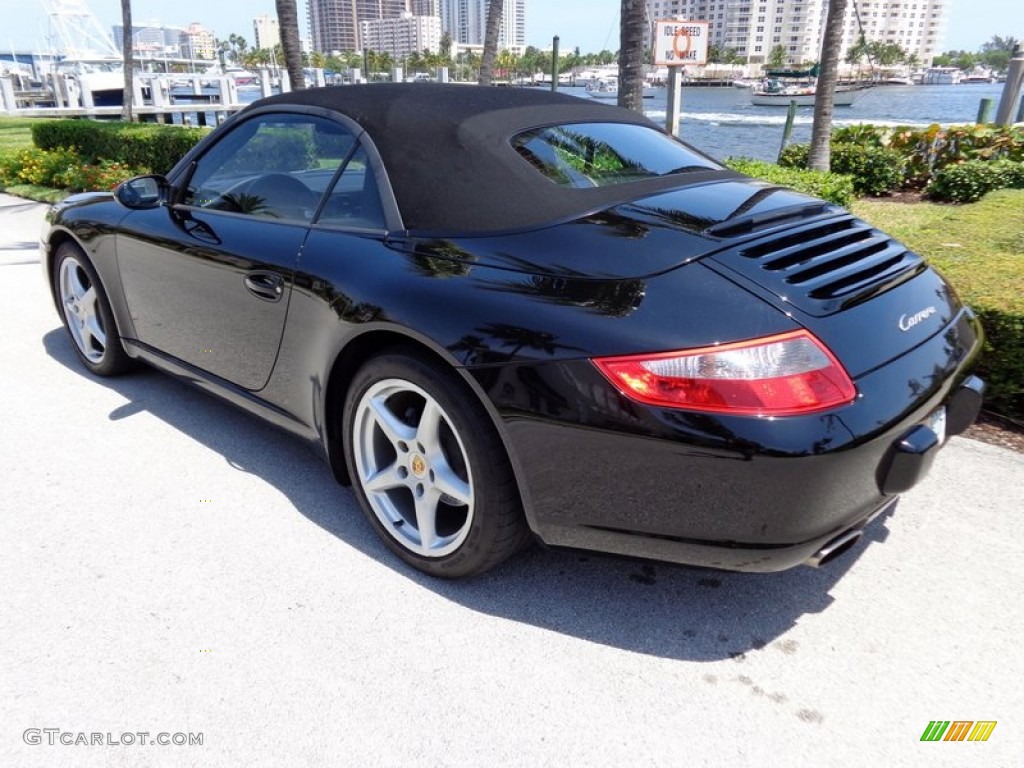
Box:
(0, 146), (80, 187)
(55, 159), (150, 192)
(0, 146), (147, 192)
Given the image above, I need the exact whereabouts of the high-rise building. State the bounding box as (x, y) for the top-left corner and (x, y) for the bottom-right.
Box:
(253, 15), (281, 51)
(179, 22), (216, 60)
(112, 23), (186, 56)
(308, 0), (407, 53)
(361, 11), (443, 58)
(440, 0), (525, 49)
(646, 0), (947, 66)
(409, 0), (441, 16)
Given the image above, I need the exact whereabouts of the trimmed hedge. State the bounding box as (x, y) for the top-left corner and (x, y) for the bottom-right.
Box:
(724, 157), (854, 207)
(31, 120), (208, 175)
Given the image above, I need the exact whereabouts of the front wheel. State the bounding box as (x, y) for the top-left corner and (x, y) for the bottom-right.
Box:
(53, 243), (133, 376)
(343, 352), (530, 578)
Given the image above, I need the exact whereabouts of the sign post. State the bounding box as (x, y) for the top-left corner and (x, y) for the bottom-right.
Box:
(666, 67), (683, 136)
(653, 20), (709, 137)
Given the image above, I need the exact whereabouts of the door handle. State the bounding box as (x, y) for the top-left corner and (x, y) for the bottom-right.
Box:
(244, 271), (284, 302)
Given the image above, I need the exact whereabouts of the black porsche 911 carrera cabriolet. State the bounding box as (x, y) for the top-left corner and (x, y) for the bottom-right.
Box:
(43, 84), (984, 578)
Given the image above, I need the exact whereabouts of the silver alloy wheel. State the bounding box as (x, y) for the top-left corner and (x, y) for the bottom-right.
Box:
(352, 378), (475, 558)
(58, 255), (106, 363)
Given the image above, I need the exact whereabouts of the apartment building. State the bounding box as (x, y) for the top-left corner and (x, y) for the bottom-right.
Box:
(361, 12), (443, 58)
(440, 0), (526, 49)
(253, 15), (281, 51)
(647, 0), (947, 65)
(308, 0), (407, 53)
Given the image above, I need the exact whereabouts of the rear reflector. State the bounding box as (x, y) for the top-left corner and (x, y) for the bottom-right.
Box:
(593, 330), (856, 415)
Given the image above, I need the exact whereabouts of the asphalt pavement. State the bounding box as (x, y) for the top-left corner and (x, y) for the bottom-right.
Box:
(2, 192), (1022, 767)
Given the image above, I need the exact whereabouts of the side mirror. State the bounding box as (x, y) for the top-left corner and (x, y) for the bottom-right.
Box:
(116, 175), (170, 209)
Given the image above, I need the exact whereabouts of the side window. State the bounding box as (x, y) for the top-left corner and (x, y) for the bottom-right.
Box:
(316, 147), (387, 230)
(182, 113), (355, 222)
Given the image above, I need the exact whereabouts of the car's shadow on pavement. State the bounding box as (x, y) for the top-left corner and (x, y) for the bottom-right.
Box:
(44, 329), (893, 662)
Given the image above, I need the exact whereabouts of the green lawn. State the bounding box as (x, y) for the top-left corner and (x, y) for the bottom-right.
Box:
(852, 190), (1024, 314)
(0, 118), (37, 152)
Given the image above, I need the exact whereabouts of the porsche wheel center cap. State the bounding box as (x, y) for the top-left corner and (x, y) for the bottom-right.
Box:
(410, 454), (427, 478)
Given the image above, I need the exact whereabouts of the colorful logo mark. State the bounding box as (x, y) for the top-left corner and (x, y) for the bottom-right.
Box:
(920, 721), (997, 742)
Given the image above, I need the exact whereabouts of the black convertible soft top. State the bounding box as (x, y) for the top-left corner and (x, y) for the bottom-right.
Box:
(249, 83), (729, 234)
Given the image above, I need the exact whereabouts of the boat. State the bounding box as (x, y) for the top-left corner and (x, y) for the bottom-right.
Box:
(921, 67), (962, 85)
(585, 76), (618, 100)
(750, 66), (871, 106)
(54, 55), (125, 107)
(878, 76), (915, 86)
(750, 82), (870, 106)
(963, 66), (996, 83)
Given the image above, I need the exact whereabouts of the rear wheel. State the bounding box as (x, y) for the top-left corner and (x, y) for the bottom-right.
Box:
(344, 352), (530, 578)
(53, 243), (133, 376)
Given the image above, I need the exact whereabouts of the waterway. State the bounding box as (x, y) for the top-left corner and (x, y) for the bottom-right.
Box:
(576, 82), (1007, 162)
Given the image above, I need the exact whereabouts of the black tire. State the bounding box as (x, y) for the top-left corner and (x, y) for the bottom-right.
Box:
(53, 242), (134, 377)
(343, 351), (531, 578)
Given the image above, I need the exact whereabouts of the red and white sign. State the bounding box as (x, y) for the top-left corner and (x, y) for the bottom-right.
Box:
(653, 20), (710, 67)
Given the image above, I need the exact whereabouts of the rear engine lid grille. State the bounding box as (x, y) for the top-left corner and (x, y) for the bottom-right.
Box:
(710, 213), (925, 316)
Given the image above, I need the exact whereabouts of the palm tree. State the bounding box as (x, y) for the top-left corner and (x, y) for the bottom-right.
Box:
(767, 44), (787, 69)
(808, 0), (848, 171)
(617, 0), (645, 112)
(228, 34), (249, 65)
(275, 0), (306, 89)
(120, 0), (133, 121)
(479, 0), (504, 85)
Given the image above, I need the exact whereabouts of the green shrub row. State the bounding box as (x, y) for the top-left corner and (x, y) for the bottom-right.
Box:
(724, 157), (855, 207)
(832, 123), (1024, 184)
(973, 305), (1024, 418)
(781, 123), (1024, 203)
(32, 120), (208, 175)
(926, 158), (1024, 203)
(779, 143), (905, 197)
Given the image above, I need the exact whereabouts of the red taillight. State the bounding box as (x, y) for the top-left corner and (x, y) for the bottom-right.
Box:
(593, 330), (856, 416)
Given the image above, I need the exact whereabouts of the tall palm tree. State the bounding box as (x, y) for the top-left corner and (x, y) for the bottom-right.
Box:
(808, 0), (848, 170)
(618, 0), (645, 112)
(479, 0), (504, 85)
(276, 0), (306, 90)
(120, 0), (133, 121)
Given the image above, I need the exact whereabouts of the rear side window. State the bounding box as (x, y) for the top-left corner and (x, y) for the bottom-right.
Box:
(512, 122), (721, 189)
(316, 147), (387, 230)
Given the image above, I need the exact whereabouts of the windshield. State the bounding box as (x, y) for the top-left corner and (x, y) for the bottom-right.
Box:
(512, 122), (721, 189)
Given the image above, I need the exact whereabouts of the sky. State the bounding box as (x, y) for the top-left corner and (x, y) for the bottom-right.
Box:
(2, 0), (1019, 57)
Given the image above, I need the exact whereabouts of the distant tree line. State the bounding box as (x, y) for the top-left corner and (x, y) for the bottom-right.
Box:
(932, 36), (1019, 71)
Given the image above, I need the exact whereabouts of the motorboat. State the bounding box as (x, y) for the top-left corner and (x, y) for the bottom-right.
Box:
(585, 77), (618, 100)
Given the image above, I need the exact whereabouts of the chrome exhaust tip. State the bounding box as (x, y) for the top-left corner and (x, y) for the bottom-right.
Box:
(806, 529), (863, 568)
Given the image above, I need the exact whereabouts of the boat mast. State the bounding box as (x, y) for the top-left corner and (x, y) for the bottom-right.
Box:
(38, 0), (119, 58)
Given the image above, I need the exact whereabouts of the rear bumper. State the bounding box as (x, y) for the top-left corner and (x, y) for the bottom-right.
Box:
(539, 496), (900, 573)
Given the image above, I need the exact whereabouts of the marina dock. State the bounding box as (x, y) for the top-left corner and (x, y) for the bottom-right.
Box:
(0, 69), (327, 124)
